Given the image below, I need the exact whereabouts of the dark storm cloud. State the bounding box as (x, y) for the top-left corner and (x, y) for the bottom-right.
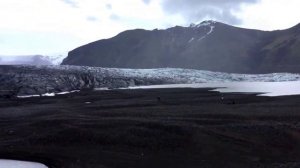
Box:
(161, 0), (259, 24)
(61, 0), (78, 8)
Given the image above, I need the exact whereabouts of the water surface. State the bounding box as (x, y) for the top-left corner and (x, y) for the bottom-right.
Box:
(127, 81), (300, 97)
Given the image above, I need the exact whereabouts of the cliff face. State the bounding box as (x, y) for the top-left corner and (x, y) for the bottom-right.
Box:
(62, 21), (300, 73)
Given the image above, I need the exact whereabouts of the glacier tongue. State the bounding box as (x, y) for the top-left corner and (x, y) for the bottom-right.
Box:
(1, 65), (300, 97)
(114, 68), (300, 83)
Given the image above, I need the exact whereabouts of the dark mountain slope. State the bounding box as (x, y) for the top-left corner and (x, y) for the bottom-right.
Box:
(62, 21), (300, 73)
(253, 23), (300, 73)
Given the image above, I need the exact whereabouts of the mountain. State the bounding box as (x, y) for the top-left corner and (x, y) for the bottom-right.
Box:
(0, 55), (66, 65)
(62, 20), (300, 74)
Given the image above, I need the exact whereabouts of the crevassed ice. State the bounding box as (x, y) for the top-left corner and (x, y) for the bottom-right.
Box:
(26, 65), (300, 83)
(114, 68), (300, 83)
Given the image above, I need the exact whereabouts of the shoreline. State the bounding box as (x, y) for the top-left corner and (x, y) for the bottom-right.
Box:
(16, 80), (300, 99)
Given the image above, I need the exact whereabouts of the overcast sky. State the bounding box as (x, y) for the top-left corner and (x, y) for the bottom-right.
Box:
(0, 0), (300, 55)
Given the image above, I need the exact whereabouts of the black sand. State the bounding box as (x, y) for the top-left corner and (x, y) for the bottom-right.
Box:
(0, 88), (300, 168)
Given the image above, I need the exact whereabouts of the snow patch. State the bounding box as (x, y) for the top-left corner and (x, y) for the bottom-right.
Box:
(207, 26), (215, 35)
(188, 37), (195, 43)
(198, 36), (206, 41)
(56, 90), (80, 95)
(95, 87), (110, 91)
(43, 93), (55, 97)
(190, 20), (216, 28)
(17, 95), (40, 98)
(198, 25), (215, 41)
(188, 20), (217, 41)
(17, 90), (80, 98)
(0, 159), (47, 168)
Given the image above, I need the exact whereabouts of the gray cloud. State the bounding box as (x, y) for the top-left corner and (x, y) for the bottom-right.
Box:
(109, 14), (120, 21)
(86, 16), (99, 22)
(161, 0), (259, 25)
(106, 4), (112, 10)
(142, 0), (151, 4)
(61, 0), (78, 8)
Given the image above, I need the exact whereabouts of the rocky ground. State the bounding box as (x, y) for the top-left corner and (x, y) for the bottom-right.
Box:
(0, 88), (300, 168)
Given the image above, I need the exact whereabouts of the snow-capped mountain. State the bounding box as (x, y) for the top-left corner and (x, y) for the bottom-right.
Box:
(47, 54), (67, 65)
(189, 20), (216, 41)
(0, 55), (66, 65)
(62, 20), (300, 74)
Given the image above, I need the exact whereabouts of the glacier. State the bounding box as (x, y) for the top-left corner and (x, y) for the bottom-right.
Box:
(1, 65), (300, 97)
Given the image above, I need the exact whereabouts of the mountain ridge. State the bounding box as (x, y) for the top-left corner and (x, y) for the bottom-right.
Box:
(62, 20), (300, 73)
(0, 55), (66, 65)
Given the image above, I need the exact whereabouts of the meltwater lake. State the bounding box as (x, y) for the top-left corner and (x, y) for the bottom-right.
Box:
(126, 81), (300, 97)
